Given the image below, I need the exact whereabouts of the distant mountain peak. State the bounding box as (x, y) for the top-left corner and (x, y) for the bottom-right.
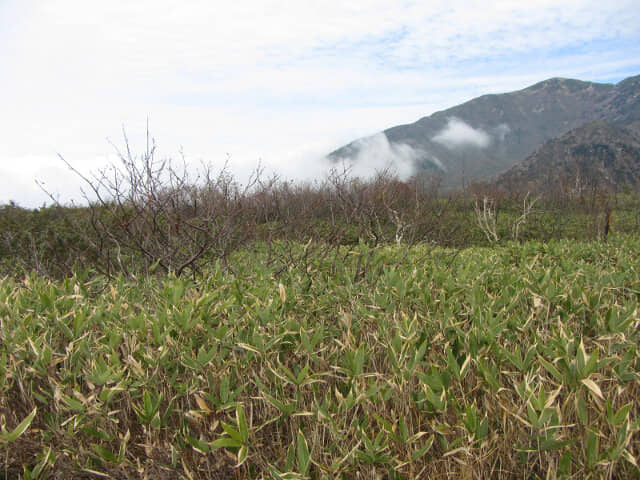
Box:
(522, 77), (605, 93)
(328, 73), (639, 189)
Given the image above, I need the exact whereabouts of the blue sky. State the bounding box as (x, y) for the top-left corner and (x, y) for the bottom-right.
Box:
(1, 0), (639, 207)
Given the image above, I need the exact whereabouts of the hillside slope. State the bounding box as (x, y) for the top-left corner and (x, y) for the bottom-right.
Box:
(329, 74), (640, 187)
(494, 121), (640, 194)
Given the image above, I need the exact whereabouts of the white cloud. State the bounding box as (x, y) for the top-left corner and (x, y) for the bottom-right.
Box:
(0, 157), (86, 208)
(331, 133), (423, 181)
(3, 1), (638, 104)
(0, 0), (639, 206)
(0, 168), (40, 207)
(493, 124), (511, 142)
(432, 118), (491, 150)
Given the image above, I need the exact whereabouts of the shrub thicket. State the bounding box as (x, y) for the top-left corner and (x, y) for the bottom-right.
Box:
(2, 137), (638, 279)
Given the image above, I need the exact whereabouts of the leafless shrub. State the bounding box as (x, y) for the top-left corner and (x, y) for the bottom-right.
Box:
(511, 192), (540, 241)
(46, 126), (261, 278)
(474, 196), (499, 243)
(28, 128), (486, 279)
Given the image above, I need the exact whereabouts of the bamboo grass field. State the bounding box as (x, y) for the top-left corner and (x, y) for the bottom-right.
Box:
(4, 2), (640, 478)
(2, 234), (640, 478)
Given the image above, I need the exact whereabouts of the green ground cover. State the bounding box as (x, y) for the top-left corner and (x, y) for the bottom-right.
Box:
(1, 236), (640, 478)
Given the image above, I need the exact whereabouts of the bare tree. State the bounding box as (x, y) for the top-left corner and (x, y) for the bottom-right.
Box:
(474, 196), (499, 243)
(511, 192), (540, 241)
(46, 126), (258, 278)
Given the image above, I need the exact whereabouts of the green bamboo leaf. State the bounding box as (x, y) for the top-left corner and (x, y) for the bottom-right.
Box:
(477, 358), (500, 390)
(297, 430), (311, 475)
(237, 444), (249, 466)
(584, 348), (599, 377)
(92, 444), (118, 463)
(538, 436), (574, 451)
(262, 391), (295, 416)
(411, 435), (434, 461)
(412, 339), (429, 366)
(296, 364), (310, 386)
(300, 329), (312, 355)
(477, 416), (489, 441)
(558, 450), (572, 475)
(185, 435), (212, 454)
(576, 392), (589, 426)
(221, 422), (243, 443)
(586, 431), (599, 467)
(285, 438), (296, 471)
(527, 402), (540, 429)
(576, 339), (588, 376)
(537, 355), (564, 384)
(143, 391), (153, 413)
(211, 437), (243, 449)
(446, 350), (461, 381)
(268, 465), (287, 480)
(236, 405), (249, 443)
(399, 419), (409, 443)
(26, 446), (54, 479)
(2, 407), (37, 443)
(150, 411), (162, 429)
(614, 403), (632, 427)
(616, 419), (630, 448)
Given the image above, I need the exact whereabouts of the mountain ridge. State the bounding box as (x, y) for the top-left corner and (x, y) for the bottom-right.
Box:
(493, 120), (640, 194)
(329, 74), (640, 188)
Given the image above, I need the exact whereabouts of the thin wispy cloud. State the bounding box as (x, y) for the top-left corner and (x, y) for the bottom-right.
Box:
(1, 0), (639, 206)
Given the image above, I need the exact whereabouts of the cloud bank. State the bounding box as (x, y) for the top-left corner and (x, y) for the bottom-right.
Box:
(432, 118), (491, 150)
(334, 133), (423, 181)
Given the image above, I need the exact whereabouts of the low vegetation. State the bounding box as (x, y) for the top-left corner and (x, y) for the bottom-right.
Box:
(1, 138), (640, 478)
(1, 237), (639, 478)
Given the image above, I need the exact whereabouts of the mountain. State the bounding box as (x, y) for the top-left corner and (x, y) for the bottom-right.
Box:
(329, 74), (640, 188)
(598, 74), (640, 133)
(494, 121), (640, 194)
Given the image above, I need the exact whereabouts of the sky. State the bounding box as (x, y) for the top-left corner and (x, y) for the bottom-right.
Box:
(1, 0), (639, 207)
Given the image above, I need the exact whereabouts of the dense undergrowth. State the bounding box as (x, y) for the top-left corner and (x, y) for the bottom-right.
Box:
(1, 185), (638, 280)
(2, 140), (640, 478)
(1, 132), (639, 278)
(1, 236), (640, 478)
